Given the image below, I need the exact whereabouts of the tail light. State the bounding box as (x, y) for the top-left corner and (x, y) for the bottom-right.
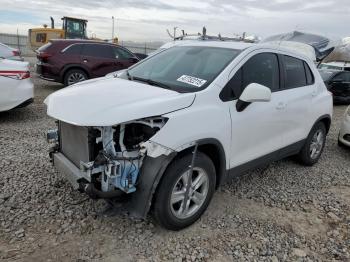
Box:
(12, 50), (21, 56)
(37, 52), (52, 62)
(0, 71), (30, 80)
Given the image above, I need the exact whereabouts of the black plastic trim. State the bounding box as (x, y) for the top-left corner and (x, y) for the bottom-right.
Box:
(14, 98), (33, 109)
(236, 100), (251, 112)
(227, 139), (305, 180)
(313, 114), (332, 134)
(128, 153), (177, 219)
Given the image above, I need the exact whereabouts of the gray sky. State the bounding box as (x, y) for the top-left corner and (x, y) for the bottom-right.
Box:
(0, 0), (349, 42)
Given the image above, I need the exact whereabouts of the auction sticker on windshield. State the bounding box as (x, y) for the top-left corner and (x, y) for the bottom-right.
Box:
(177, 75), (207, 88)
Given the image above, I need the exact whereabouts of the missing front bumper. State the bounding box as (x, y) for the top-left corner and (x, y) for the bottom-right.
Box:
(53, 152), (91, 190)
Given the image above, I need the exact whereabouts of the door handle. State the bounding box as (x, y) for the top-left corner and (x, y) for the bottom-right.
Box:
(312, 90), (317, 97)
(276, 102), (286, 110)
(83, 59), (88, 63)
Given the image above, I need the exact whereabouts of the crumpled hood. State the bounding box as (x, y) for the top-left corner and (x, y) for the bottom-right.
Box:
(44, 77), (195, 126)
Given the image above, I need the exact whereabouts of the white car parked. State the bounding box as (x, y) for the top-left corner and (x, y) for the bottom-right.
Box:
(338, 106), (350, 147)
(0, 59), (34, 112)
(45, 42), (332, 230)
(0, 43), (23, 61)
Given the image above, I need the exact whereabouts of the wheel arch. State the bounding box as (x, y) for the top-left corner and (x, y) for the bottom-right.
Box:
(127, 138), (228, 219)
(60, 64), (90, 83)
(314, 114), (332, 134)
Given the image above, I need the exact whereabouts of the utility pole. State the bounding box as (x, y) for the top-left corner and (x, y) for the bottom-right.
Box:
(112, 16), (115, 40)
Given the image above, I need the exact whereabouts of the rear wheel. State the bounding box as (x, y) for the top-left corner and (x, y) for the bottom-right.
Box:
(153, 152), (216, 230)
(64, 69), (88, 86)
(297, 122), (326, 166)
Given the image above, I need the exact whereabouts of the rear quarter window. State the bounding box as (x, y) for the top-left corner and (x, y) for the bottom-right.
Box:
(304, 62), (314, 85)
(37, 42), (52, 52)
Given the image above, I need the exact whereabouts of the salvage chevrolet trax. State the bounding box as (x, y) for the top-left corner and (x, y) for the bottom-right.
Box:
(45, 42), (333, 230)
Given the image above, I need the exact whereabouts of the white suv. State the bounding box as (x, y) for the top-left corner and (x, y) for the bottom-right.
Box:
(45, 42), (332, 230)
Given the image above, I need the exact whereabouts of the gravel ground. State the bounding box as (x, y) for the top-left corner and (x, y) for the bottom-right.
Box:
(0, 58), (349, 261)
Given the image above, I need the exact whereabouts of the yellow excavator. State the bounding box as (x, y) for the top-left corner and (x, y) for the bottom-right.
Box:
(29, 17), (118, 50)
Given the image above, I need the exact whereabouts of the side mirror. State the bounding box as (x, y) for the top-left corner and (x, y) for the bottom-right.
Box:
(236, 83), (271, 112)
(128, 57), (139, 63)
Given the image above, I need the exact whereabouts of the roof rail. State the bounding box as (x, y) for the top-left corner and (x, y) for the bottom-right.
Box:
(166, 27), (257, 43)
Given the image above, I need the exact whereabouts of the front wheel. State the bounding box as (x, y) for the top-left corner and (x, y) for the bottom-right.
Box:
(153, 152), (216, 230)
(297, 122), (326, 166)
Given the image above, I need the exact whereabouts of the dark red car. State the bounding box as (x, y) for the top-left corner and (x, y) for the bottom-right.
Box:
(36, 39), (140, 86)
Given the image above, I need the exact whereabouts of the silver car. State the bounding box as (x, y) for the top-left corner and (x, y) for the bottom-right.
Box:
(0, 43), (23, 61)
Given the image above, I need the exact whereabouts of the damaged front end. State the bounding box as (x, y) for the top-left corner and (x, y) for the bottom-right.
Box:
(47, 116), (174, 202)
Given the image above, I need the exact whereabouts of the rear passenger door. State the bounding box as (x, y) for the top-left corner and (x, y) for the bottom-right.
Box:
(80, 44), (115, 77)
(61, 44), (82, 65)
(279, 55), (316, 147)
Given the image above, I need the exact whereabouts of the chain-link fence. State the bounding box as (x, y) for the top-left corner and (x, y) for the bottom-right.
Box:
(119, 42), (159, 55)
(0, 33), (161, 57)
(0, 33), (34, 56)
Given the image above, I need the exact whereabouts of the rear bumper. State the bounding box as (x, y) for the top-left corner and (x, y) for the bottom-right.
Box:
(14, 98), (34, 109)
(0, 79), (34, 112)
(53, 152), (91, 190)
(36, 62), (60, 82)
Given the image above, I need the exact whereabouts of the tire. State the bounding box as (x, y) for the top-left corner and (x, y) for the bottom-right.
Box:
(153, 152), (216, 230)
(338, 139), (348, 149)
(63, 69), (88, 86)
(297, 122), (326, 166)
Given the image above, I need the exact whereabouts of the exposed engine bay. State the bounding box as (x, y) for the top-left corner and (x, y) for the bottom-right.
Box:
(48, 116), (172, 198)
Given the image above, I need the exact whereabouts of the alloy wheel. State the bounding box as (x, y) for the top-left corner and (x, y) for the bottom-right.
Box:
(67, 72), (86, 85)
(170, 167), (209, 219)
(310, 129), (324, 159)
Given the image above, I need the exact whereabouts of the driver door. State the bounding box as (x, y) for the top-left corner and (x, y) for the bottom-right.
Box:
(225, 52), (287, 169)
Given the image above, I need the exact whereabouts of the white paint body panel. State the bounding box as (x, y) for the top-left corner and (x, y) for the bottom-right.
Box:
(45, 42), (332, 170)
(0, 59), (34, 112)
(44, 77), (195, 126)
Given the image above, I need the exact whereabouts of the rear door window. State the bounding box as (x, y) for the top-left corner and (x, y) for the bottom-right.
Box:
(283, 56), (307, 88)
(81, 44), (113, 59)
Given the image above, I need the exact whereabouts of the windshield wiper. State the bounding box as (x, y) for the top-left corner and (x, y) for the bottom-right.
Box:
(132, 76), (171, 90)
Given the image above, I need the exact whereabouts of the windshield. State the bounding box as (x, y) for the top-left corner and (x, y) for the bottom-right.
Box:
(319, 70), (335, 81)
(125, 46), (241, 92)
